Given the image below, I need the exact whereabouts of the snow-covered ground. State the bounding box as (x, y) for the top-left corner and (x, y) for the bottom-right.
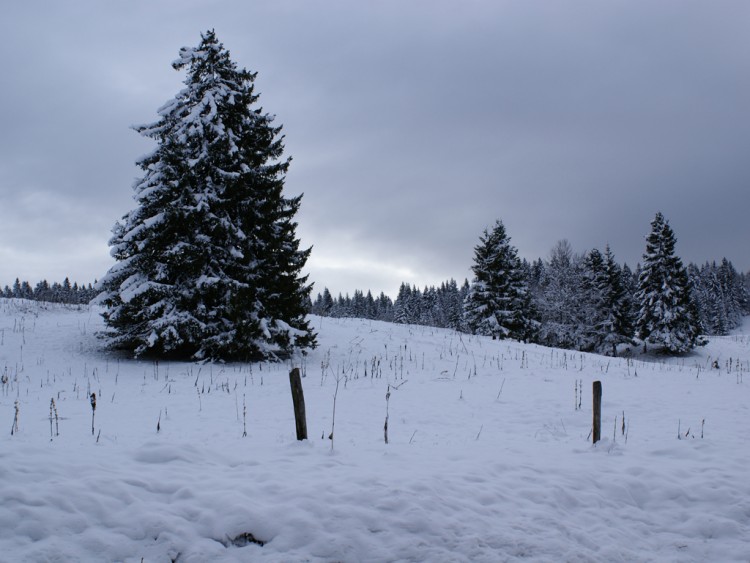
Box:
(0, 299), (748, 562)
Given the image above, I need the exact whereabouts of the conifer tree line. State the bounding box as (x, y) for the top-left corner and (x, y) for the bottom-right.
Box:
(0, 278), (98, 305)
(2, 31), (745, 360)
(312, 213), (749, 355)
(311, 280), (471, 330)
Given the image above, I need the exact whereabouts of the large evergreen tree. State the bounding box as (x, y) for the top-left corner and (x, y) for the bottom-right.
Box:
(98, 30), (315, 360)
(635, 212), (701, 353)
(463, 220), (536, 341)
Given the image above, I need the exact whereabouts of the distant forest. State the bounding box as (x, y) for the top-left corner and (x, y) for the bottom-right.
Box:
(312, 248), (750, 351)
(1, 277), (98, 305)
(3, 250), (748, 354)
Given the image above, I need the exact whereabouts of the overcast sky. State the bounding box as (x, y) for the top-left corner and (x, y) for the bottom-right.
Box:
(1, 1), (748, 297)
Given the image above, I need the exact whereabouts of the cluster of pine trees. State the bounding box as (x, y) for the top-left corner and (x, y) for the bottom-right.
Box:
(312, 214), (749, 355)
(0, 278), (98, 305)
(688, 259), (748, 336)
(311, 280), (469, 329)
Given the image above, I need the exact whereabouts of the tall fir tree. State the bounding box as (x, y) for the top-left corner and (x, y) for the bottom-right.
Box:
(443, 278), (464, 330)
(463, 220), (537, 341)
(12, 278), (22, 298)
(635, 212), (701, 353)
(375, 292), (394, 322)
(535, 240), (587, 349)
(98, 30), (315, 360)
(393, 283), (413, 324)
(585, 245), (634, 355)
(580, 247), (606, 351)
(321, 288), (334, 315)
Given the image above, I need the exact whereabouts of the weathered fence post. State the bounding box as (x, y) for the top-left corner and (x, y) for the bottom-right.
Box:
(289, 368), (307, 440)
(592, 380), (602, 444)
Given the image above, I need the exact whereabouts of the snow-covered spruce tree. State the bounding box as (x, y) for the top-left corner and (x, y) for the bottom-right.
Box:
(580, 247), (605, 351)
(463, 220), (537, 341)
(442, 278), (464, 330)
(393, 283), (414, 324)
(601, 245), (635, 354)
(311, 287), (334, 316)
(99, 30), (315, 360)
(635, 212), (701, 353)
(584, 245), (634, 356)
(534, 240), (587, 349)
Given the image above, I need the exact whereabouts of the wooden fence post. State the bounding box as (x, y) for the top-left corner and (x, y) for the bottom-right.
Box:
(289, 368), (308, 440)
(592, 380), (602, 444)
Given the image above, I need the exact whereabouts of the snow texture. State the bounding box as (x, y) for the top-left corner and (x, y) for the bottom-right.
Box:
(0, 299), (749, 562)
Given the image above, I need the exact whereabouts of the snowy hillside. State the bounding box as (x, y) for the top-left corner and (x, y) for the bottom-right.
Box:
(0, 299), (749, 562)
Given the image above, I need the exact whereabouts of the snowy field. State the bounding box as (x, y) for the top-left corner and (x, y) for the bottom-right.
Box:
(0, 299), (749, 562)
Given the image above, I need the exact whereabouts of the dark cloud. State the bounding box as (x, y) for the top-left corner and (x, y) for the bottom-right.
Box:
(1, 1), (748, 295)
